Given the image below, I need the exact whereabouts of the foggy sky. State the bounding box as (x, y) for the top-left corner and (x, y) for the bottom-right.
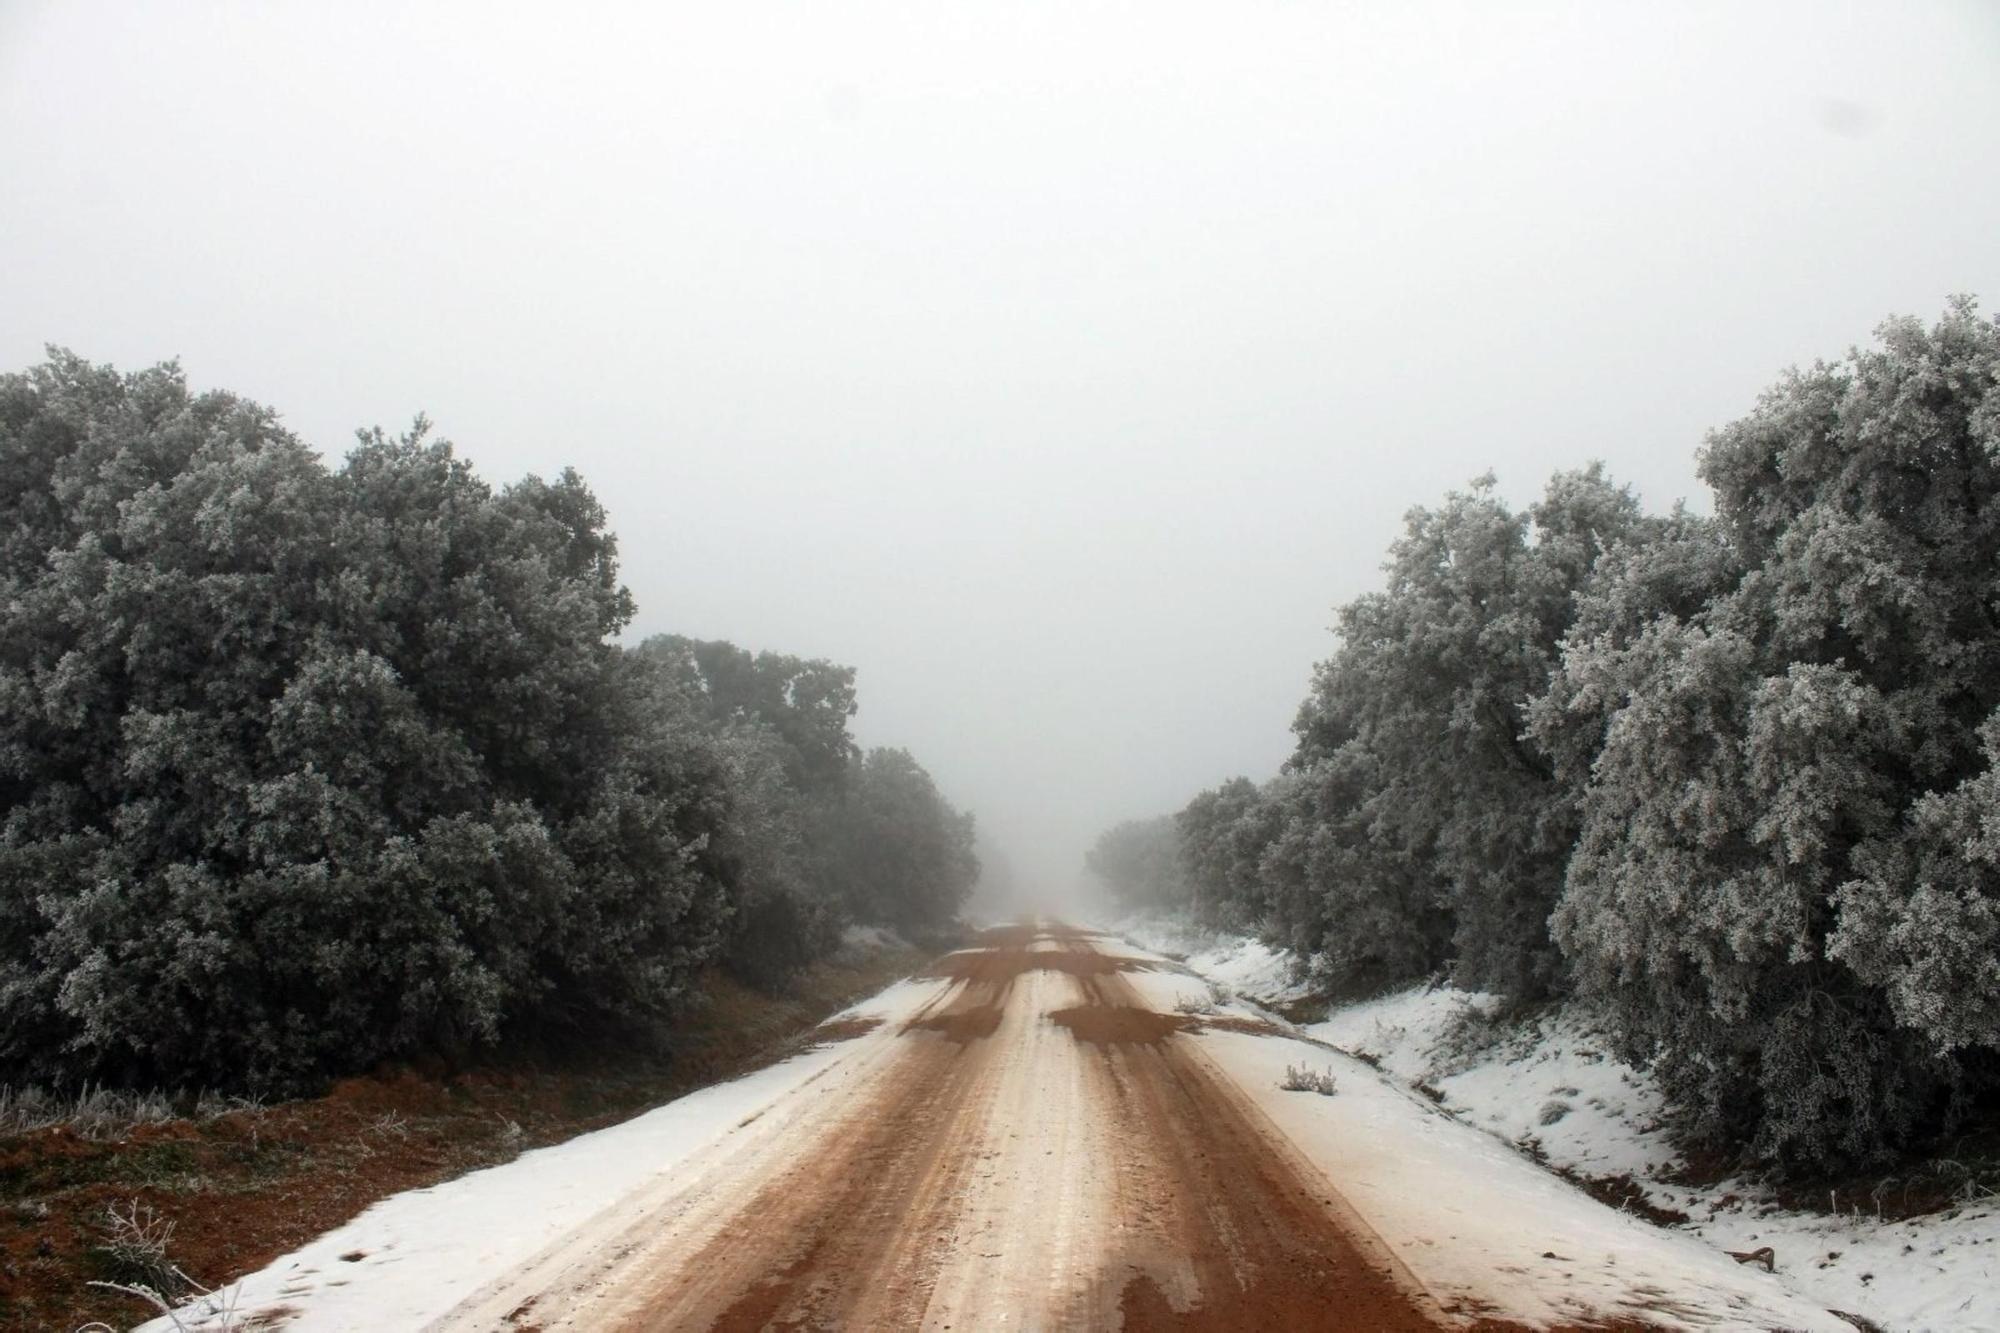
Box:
(5, 2), (1998, 905)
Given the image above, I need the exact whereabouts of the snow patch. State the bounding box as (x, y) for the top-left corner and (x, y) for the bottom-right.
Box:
(1151, 920), (2000, 1332)
(1317, 990), (2000, 1330)
(836, 923), (905, 957)
(143, 971), (948, 1332)
(1195, 1026), (1851, 1330)
(1116, 916), (1310, 1009)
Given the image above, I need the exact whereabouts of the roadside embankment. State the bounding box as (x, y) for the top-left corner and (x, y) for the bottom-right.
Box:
(2, 934), (929, 1332)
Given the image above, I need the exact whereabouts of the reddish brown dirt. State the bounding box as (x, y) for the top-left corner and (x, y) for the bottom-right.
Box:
(0, 946), (931, 1332)
(1551, 1168), (1692, 1228)
(671, 1003), (1001, 1329)
(607, 929), (1456, 1330)
(923, 945), (1171, 981)
(0, 1079), (537, 1331)
(1194, 1014), (1298, 1040)
(1076, 963), (1443, 1331)
(1049, 1005), (1191, 1045)
(902, 1004), (1006, 1044)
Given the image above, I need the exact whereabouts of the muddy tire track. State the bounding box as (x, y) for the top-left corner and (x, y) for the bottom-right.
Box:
(435, 927), (1451, 1331)
(1069, 963), (1439, 1330)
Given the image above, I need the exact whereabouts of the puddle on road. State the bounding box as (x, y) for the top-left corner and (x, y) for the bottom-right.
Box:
(1048, 1007), (1190, 1046)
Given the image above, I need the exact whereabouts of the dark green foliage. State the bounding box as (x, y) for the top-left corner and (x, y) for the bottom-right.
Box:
(1083, 816), (1187, 914)
(1174, 778), (1273, 931)
(639, 636), (859, 795)
(1100, 301), (2000, 1172)
(0, 351), (973, 1092)
(1542, 300), (2000, 1168)
(819, 748), (978, 938)
(701, 720), (842, 991)
(630, 637), (974, 982)
(1259, 749), (1451, 998)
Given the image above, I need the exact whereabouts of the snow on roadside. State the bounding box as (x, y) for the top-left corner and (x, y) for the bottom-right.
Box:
(1127, 920), (2000, 1332)
(1203, 1028), (1851, 1330)
(1116, 916), (1311, 1010)
(141, 971), (945, 1332)
(836, 923), (903, 956)
(1319, 987), (2000, 1331)
(1104, 932), (1846, 1329)
(1317, 986), (1682, 1180)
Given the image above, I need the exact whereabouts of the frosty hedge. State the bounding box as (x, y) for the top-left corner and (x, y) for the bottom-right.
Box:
(0, 352), (976, 1093)
(1093, 300), (2000, 1172)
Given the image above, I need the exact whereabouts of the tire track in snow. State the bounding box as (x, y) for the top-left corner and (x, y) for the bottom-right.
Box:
(435, 925), (1445, 1330)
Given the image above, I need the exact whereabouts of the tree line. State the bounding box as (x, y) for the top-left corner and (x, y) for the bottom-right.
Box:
(0, 351), (977, 1094)
(1090, 300), (2000, 1173)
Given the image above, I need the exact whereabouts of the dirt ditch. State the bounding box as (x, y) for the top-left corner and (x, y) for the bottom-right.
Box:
(0, 945), (930, 1332)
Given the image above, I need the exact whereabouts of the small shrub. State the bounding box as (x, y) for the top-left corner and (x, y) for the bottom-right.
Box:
(0, 1085), (171, 1140)
(91, 1198), (181, 1294)
(1280, 1064), (1338, 1096)
(83, 1199), (251, 1331)
(83, 1276), (245, 1333)
(365, 1110), (410, 1140)
(1173, 989), (1219, 1016)
(0, 1084), (264, 1143)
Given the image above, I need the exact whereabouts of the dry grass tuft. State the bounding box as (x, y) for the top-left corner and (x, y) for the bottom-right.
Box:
(1279, 1064), (1339, 1096)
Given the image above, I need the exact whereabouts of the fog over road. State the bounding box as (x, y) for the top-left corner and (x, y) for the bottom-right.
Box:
(440, 925), (1441, 1330)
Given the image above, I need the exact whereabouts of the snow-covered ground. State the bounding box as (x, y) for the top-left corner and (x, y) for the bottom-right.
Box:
(139, 976), (946, 1332)
(1109, 936), (1848, 1329)
(1123, 917), (2000, 1332)
(145, 920), (1992, 1330)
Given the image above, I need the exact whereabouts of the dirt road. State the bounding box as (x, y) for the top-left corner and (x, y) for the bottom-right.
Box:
(438, 925), (1448, 1330)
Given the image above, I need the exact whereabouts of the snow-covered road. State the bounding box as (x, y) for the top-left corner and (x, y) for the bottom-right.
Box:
(152, 925), (1851, 1330)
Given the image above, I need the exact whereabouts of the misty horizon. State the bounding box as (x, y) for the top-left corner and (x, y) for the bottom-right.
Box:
(6, 1), (1998, 903)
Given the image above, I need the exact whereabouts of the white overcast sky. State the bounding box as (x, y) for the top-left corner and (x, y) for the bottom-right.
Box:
(4, 2), (1998, 900)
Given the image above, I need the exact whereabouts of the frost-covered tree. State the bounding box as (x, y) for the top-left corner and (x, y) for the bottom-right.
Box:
(1538, 300), (2000, 1168)
(641, 636), (859, 795)
(0, 353), (736, 1090)
(1256, 744), (1451, 997)
(1291, 466), (1647, 998)
(1083, 816), (1188, 913)
(820, 747), (978, 937)
(1174, 777), (1274, 930)
(1834, 713), (2000, 1053)
(1087, 301), (2000, 1172)
(694, 718), (843, 988)
(630, 636), (862, 983)
(1152, 468), (1644, 997)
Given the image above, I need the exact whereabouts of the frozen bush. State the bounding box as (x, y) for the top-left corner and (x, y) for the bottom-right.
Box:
(0, 357), (732, 1090)
(1280, 1064), (1339, 1096)
(1537, 300), (2000, 1170)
